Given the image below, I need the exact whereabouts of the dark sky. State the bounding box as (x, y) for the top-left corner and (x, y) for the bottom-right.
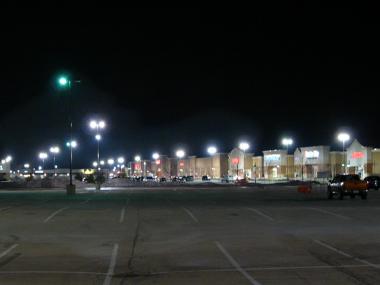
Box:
(0, 21), (379, 168)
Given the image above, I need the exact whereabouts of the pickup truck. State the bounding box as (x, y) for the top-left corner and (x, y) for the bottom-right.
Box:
(327, 174), (368, 200)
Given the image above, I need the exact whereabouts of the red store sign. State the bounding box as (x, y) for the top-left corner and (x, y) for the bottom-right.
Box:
(352, 152), (364, 159)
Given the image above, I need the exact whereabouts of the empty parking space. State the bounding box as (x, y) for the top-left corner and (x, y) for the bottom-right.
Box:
(1, 186), (380, 284)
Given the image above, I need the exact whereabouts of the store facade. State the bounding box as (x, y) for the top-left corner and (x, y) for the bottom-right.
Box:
(346, 139), (373, 178)
(329, 151), (345, 177)
(372, 149), (380, 175)
(263, 150), (286, 179)
(228, 148), (253, 179)
(294, 146), (330, 179)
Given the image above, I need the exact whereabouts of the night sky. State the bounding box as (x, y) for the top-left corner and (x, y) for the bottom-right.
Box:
(0, 22), (379, 168)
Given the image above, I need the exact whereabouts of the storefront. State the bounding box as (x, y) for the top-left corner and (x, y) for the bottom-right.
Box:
(330, 151), (345, 177)
(263, 150), (287, 179)
(252, 156), (263, 179)
(228, 148), (253, 179)
(346, 139), (373, 178)
(294, 146), (330, 180)
(0, 160), (11, 180)
(372, 149), (380, 175)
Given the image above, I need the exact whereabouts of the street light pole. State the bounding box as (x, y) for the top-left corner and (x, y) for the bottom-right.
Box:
(239, 142), (250, 180)
(207, 146), (217, 179)
(337, 133), (350, 175)
(90, 120), (105, 167)
(58, 76), (75, 192)
(282, 138), (293, 181)
(68, 80), (73, 186)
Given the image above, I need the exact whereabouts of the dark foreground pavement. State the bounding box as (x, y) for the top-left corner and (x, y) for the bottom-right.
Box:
(1, 185), (380, 284)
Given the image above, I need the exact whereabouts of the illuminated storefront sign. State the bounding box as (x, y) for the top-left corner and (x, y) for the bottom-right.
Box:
(352, 152), (364, 159)
(156, 159), (161, 165)
(179, 161), (184, 167)
(265, 154), (281, 162)
(231, 158), (239, 165)
(305, 150), (319, 159)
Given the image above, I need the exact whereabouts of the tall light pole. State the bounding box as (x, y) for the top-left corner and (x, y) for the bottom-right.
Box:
(90, 120), (106, 166)
(39, 152), (48, 171)
(152, 153), (160, 177)
(207, 146), (217, 179)
(66, 140), (77, 185)
(117, 157), (125, 173)
(282, 138), (293, 180)
(239, 142), (250, 179)
(134, 155), (141, 176)
(49, 146), (60, 176)
(176, 149), (185, 177)
(58, 75), (78, 192)
(338, 133), (350, 174)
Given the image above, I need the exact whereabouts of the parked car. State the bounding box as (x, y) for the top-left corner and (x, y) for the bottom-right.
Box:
(178, 176), (187, 182)
(202, 175), (210, 181)
(171, 176), (184, 182)
(185, 176), (194, 182)
(364, 176), (380, 190)
(221, 175), (235, 183)
(235, 179), (248, 186)
(159, 177), (167, 182)
(327, 174), (368, 200)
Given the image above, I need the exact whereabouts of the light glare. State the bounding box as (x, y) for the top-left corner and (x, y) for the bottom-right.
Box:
(39, 152), (48, 160)
(176, 149), (185, 158)
(152, 153), (160, 160)
(239, 142), (250, 151)
(207, 146), (217, 155)
(338, 133), (350, 143)
(282, 138), (293, 146)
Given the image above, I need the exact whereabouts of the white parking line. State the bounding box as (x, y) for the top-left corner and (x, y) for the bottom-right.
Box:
(314, 239), (380, 269)
(0, 244), (18, 259)
(306, 207), (351, 220)
(43, 207), (70, 223)
(0, 270), (107, 276)
(182, 207), (199, 223)
(215, 241), (262, 285)
(244, 207), (275, 222)
(0, 207), (12, 212)
(314, 240), (352, 258)
(119, 207), (126, 223)
(103, 243), (119, 285)
(154, 263), (373, 275)
(80, 199), (90, 204)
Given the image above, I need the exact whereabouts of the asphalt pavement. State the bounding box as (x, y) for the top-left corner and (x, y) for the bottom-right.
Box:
(1, 185), (380, 284)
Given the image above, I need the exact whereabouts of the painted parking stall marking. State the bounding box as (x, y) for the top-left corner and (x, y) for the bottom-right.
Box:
(215, 241), (262, 285)
(43, 207), (70, 223)
(103, 243), (119, 285)
(306, 207), (351, 220)
(119, 207), (126, 223)
(0, 244), (19, 259)
(244, 207), (275, 222)
(314, 239), (380, 269)
(182, 207), (199, 223)
(0, 206), (13, 212)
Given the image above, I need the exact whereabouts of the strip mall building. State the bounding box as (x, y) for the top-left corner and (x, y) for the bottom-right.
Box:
(127, 139), (380, 180)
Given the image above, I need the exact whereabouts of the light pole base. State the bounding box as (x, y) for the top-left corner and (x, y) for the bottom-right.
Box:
(66, 184), (76, 195)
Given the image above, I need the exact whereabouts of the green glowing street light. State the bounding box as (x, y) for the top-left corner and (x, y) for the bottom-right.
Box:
(56, 74), (75, 194)
(58, 76), (69, 86)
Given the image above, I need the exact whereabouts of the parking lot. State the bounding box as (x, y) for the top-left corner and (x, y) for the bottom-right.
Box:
(1, 185), (380, 284)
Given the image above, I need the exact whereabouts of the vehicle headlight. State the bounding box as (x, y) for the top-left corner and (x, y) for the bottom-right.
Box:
(340, 182), (344, 186)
